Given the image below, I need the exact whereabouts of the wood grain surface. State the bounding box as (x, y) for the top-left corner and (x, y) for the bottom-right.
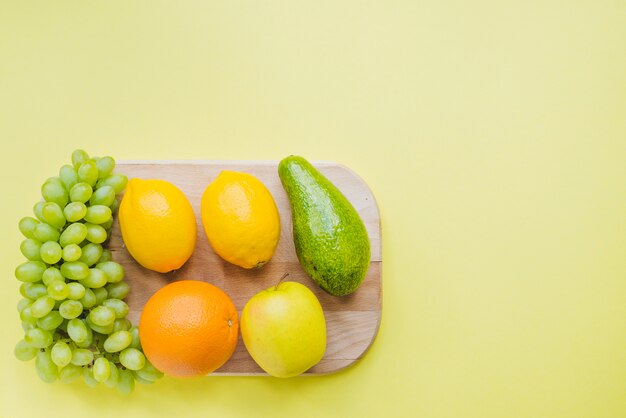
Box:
(108, 160), (382, 375)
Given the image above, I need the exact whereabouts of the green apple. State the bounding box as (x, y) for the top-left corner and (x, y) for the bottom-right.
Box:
(241, 280), (326, 377)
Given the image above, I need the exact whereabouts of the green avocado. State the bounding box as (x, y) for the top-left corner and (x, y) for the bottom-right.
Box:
(278, 156), (370, 296)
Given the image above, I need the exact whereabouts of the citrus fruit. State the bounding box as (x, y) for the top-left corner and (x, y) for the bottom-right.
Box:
(119, 178), (196, 273)
(201, 171), (280, 269)
(139, 280), (239, 377)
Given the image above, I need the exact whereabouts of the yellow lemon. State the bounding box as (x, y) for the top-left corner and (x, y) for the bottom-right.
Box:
(201, 171), (280, 269)
(119, 178), (196, 273)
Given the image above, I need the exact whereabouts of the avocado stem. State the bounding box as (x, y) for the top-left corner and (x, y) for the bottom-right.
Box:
(275, 273), (289, 290)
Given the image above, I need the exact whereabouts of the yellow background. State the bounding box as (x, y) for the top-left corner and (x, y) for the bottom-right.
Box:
(1, 1), (626, 417)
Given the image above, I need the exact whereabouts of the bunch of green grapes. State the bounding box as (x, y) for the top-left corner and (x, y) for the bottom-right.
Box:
(14, 149), (163, 394)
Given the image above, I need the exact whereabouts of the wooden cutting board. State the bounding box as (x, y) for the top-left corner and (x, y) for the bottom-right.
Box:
(108, 160), (382, 375)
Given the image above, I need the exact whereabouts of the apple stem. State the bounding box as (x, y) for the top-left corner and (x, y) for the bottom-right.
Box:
(275, 273), (289, 290)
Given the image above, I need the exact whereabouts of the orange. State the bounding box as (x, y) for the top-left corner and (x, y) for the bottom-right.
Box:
(138, 280), (239, 377)
(119, 178), (196, 273)
(201, 171), (280, 269)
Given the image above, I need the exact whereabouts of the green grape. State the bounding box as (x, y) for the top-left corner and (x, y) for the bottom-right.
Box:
(97, 173), (128, 194)
(82, 268), (108, 288)
(67, 318), (89, 343)
(78, 160), (99, 186)
(20, 306), (37, 325)
(96, 156), (115, 179)
(59, 363), (83, 383)
(101, 218), (114, 232)
(102, 299), (129, 319)
(104, 363), (120, 388)
(83, 366), (99, 388)
(19, 216), (40, 239)
(25, 328), (53, 348)
(36, 349), (59, 383)
(112, 318), (132, 332)
(88, 305), (115, 327)
(51, 341), (72, 367)
(19, 283), (32, 298)
(85, 223), (107, 244)
(96, 261), (124, 283)
(21, 282), (47, 299)
(15, 260), (46, 282)
(36, 310), (63, 330)
(40, 241), (63, 264)
(89, 185), (116, 207)
(44, 176), (63, 187)
(41, 202), (66, 229)
(20, 238), (42, 261)
(74, 323), (93, 348)
(62, 243), (82, 262)
(22, 321), (35, 332)
(110, 199), (120, 213)
(69, 182), (93, 203)
(133, 374), (156, 385)
(135, 360), (164, 382)
(93, 357), (111, 382)
(69, 347), (95, 366)
(30, 296), (55, 318)
(72, 149), (90, 168)
(14, 339), (38, 361)
(105, 282), (130, 300)
(93, 287), (108, 305)
(59, 300), (83, 319)
(116, 368), (135, 395)
(129, 326), (141, 349)
(75, 336), (93, 349)
(67, 282), (86, 300)
(33, 201), (46, 222)
(19, 319), (35, 330)
(59, 222), (88, 247)
(57, 316), (68, 332)
(18, 284), (30, 299)
(142, 361), (164, 380)
(84, 205), (112, 225)
(53, 299), (63, 309)
(47, 280), (69, 300)
(134, 374), (155, 385)
(80, 288), (97, 309)
(16, 150), (135, 389)
(17, 298), (32, 313)
(41, 179), (69, 207)
(60, 261), (89, 281)
(119, 347), (145, 371)
(86, 317), (115, 334)
(42, 267), (64, 285)
(79, 243), (103, 267)
(98, 249), (113, 263)
(63, 202), (87, 222)
(47, 176), (64, 187)
(59, 164), (78, 191)
(104, 330), (132, 353)
(33, 223), (61, 243)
